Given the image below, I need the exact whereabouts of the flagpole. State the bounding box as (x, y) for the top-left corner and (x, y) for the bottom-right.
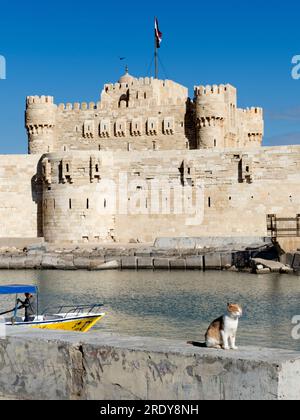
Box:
(154, 46), (158, 79)
(154, 18), (158, 79)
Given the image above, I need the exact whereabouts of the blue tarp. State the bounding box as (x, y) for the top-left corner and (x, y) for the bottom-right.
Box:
(0, 284), (38, 295)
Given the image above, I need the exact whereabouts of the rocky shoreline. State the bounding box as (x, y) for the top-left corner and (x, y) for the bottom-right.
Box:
(0, 239), (296, 273)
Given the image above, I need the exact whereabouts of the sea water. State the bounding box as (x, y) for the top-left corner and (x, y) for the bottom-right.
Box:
(0, 269), (299, 350)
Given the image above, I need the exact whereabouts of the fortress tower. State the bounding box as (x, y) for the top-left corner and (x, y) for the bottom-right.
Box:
(25, 73), (264, 155)
(194, 84), (263, 149)
(25, 96), (57, 154)
(194, 84), (228, 149)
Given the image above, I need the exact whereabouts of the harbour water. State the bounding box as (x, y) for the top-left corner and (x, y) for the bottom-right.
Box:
(0, 269), (300, 350)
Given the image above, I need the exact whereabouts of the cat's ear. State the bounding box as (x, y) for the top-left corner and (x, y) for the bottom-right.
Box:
(227, 302), (231, 307)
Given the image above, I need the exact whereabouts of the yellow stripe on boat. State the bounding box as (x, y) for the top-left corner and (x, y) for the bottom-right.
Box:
(31, 314), (104, 332)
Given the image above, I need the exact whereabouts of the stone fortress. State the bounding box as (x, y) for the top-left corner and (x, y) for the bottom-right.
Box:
(0, 69), (299, 244)
(25, 68), (263, 154)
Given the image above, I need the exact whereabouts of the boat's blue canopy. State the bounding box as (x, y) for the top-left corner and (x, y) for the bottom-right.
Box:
(0, 284), (38, 295)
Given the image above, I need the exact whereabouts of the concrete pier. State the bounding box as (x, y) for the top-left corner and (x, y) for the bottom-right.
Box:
(0, 329), (300, 400)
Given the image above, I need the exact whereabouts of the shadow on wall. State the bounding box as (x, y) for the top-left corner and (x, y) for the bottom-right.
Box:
(185, 98), (196, 149)
(31, 156), (45, 237)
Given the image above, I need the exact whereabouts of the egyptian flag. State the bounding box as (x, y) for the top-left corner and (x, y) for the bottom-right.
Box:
(155, 17), (162, 48)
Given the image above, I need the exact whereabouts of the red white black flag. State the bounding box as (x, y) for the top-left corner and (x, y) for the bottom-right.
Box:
(154, 17), (162, 48)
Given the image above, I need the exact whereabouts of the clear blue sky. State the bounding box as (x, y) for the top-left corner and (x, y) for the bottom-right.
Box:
(0, 0), (300, 153)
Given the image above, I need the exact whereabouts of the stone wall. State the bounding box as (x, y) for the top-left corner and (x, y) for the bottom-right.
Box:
(1, 146), (300, 245)
(25, 75), (263, 155)
(1, 329), (300, 400)
(40, 146), (300, 243)
(0, 155), (41, 238)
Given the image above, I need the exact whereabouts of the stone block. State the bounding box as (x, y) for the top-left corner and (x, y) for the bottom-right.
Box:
(153, 258), (170, 269)
(73, 256), (90, 269)
(185, 256), (203, 269)
(121, 257), (137, 269)
(221, 253), (233, 267)
(9, 255), (26, 269)
(0, 255), (10, 269)
(24, 255), (42, 269)
(89, 256), (106, 270)
(154, 237), (272, 251)
(55, 254), (74, 270)
(169, 259), (186, 269)
(204, 253), (222, 270)
(93, 260), (120, 270)
(251, 258), (286, 273)
(41, 254), (59, 269)
(137, 257), (154, 269)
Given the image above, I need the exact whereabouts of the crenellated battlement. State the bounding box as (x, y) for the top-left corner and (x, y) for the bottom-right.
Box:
(194, 84), (234, 97)
(25, 71), (264, 155)
(26, 95), (54, 106)
(103, 77), (186, 91)
(104, 76), (154, 91)
(57, 101), (99, 111)
(241, 107), (263, 116)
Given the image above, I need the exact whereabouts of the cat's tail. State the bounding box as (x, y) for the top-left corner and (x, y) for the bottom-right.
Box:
(186, 341), (207, 348)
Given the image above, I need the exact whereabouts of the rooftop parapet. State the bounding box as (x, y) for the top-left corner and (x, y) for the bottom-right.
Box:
(195, 84), (237, 108)
(103, 77), (187, 97)
(26, 95), (54, 106)
(241, 107), (263, 116)
(194, 84), (235, 96)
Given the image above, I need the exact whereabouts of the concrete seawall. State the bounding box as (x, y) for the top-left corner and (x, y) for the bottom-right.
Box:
(1, 329), (300, 400)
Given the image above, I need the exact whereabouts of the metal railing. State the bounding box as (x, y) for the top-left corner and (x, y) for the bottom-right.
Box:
(41, 303), (104, 318)
(267, 214), (300, 238)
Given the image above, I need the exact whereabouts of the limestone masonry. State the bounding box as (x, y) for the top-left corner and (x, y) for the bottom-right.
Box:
(25, 70), (263, 154)
(0, 71), (298, 243)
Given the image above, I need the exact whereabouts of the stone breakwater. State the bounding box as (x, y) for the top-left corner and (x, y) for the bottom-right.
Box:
(1, 329), (300, 400)
(0, 236), (294, 272)
(0, 247), (234, 270)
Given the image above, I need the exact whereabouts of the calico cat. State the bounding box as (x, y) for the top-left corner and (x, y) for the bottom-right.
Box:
(205, 303), (242, 350)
